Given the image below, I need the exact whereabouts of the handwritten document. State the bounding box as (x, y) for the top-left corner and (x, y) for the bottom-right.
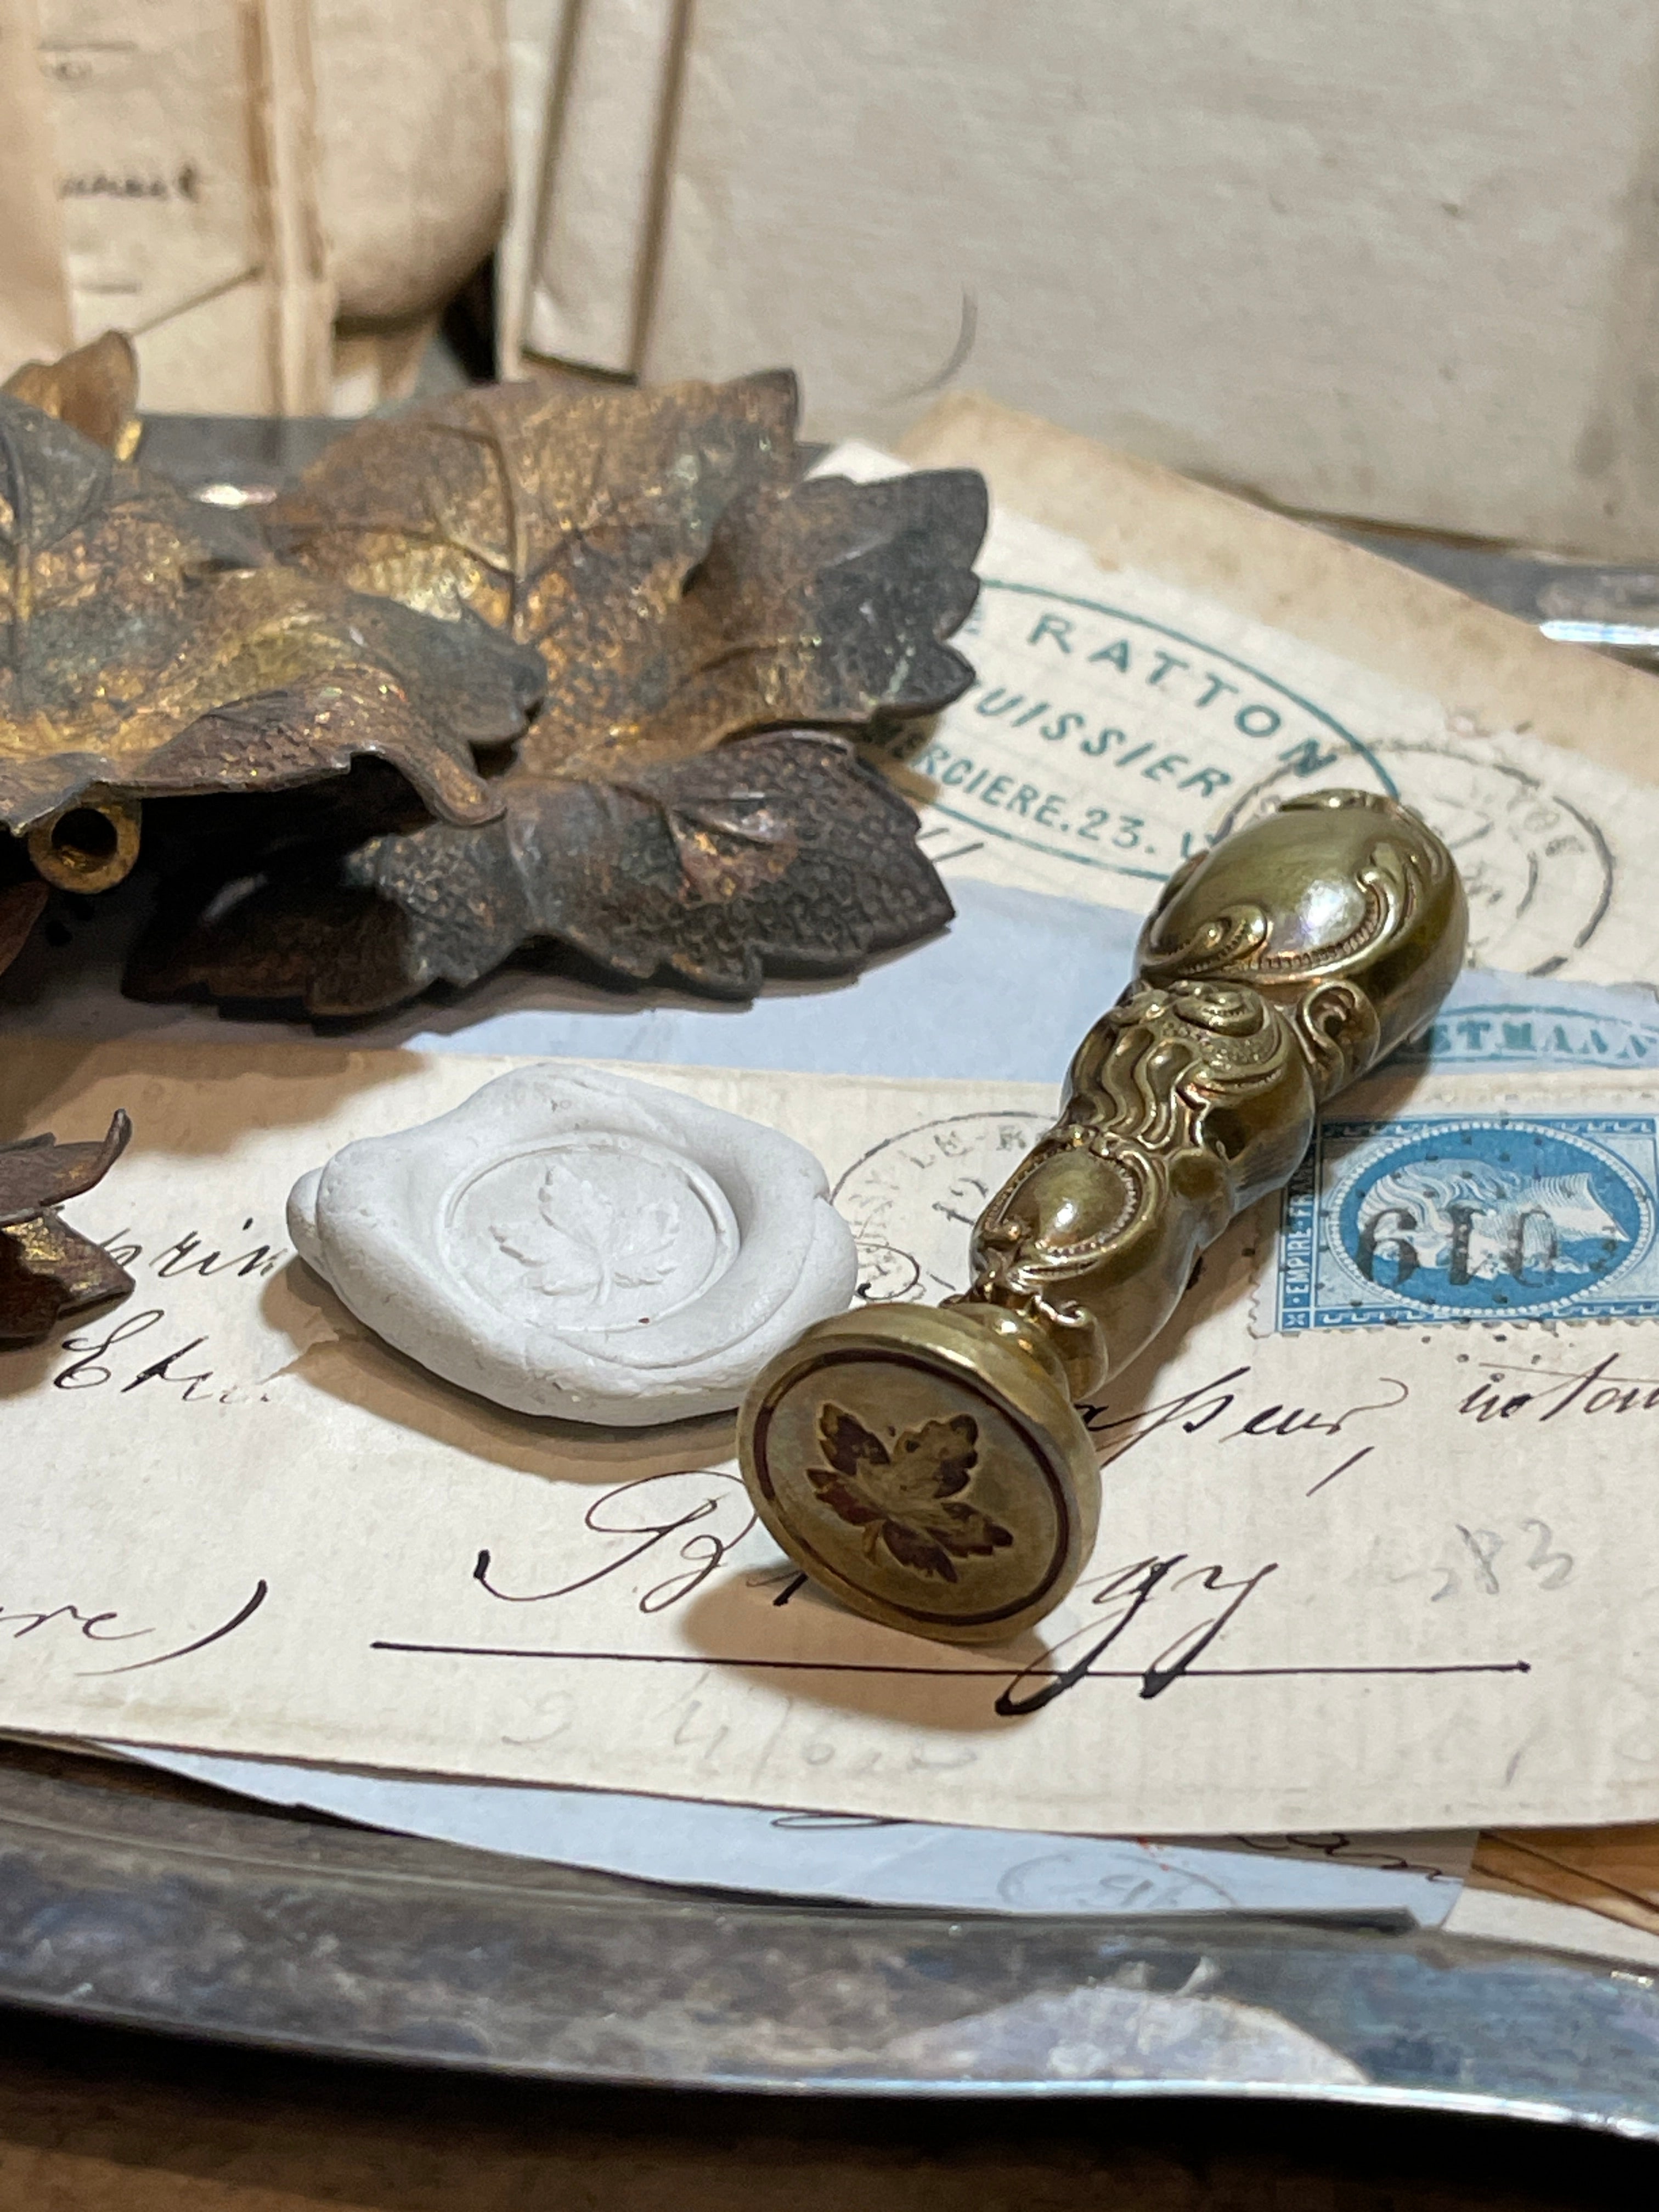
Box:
(7, 1033), (1659, 1837)
(823, 433), (1659, 988)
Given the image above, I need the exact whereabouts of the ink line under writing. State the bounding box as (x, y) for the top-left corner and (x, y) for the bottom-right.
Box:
(369, 1641), (1529, 1681)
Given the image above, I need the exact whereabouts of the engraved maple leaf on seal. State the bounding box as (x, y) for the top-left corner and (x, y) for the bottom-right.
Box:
(806, 1406), (1013, 1582)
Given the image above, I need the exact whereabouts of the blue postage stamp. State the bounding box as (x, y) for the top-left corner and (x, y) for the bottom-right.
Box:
(1276, 1114), (1659, 1329)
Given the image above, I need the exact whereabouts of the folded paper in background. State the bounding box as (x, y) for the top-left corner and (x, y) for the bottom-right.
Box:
(633, 0), (1659, 558)
(0, 0), (506, 413)
(816, 421), (1659, 988)
(0, 0), (70, 375)
(9, 1019), (1659, 1837)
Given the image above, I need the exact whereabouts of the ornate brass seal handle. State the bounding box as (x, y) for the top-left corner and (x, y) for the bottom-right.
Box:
(737, 789), (1468, 1645)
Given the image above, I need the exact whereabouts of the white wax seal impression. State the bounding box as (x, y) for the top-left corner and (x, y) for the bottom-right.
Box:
(286, 1064), (857, 1426)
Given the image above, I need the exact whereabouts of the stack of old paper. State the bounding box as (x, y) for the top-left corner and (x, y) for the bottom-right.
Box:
(507, 0), (1659, 557)
(0, 0), (506, 413)
(8, 398), (1659, 1957)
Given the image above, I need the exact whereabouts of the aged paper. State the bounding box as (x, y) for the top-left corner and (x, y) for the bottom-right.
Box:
(24, 0), (335, 413)
(898, 395), (1659, 797)
(496, 0), (572, 380)
(116, 1747), (1474, 1925)
(821, 427), (1659, 986)
(9, 1036), (1659, 1836)
(521, 0), (681, 373)
(40, 0), (270, 405)
(14, 0), (506, 416)
(256, 0), (334, 415)
(639, 0), (1659, 555)
(0, 0), (72, 380)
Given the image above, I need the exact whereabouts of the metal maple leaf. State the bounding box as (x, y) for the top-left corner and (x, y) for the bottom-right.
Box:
(806, 1403), (1014, 1583)
(2, 329), (140, 458)
(0, 394), (544, 848)
(127, 730), (955, 1015)
(264, 370), (985, 776)
(0, 1109), (133, 1345)
(123, 372), (983, 1019)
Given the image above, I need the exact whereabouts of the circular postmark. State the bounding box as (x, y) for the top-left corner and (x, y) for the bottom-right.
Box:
(1321, 1117), (1654, 1318)
(1217, 740), (1613, 976)
(831, 1109), (1053, 1304)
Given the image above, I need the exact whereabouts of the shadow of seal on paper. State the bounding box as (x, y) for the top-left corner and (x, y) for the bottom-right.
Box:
(1275, 1113), (1659, 1329)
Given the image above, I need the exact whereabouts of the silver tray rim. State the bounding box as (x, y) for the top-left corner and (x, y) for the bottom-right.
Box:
(4, 1758), (1659, 2132)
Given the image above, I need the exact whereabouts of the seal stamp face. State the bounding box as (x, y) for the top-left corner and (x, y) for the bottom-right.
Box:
(1277, 1114), (1659, 1329)
(740, 1304), (1100, 1644)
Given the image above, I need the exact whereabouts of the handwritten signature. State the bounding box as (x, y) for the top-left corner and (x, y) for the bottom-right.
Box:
(475, 1469), (757, 1617)
(994, 1550), (1280, 1715)
(463, 1472), (1280, 1715)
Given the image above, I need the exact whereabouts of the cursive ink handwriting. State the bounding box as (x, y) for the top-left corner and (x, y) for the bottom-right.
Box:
(1080, 1367), (1409, 1469)
(98, 1220), (287, 1282)
(1228, 1831), (1459, 1881)
(475, 1469), (758, 1616)
(55, 1308), (215, 1398)
(996, 1549), (1280, 1716)
(1457, 1351), (1659, 1426)
(0, 1581), (268, 1675)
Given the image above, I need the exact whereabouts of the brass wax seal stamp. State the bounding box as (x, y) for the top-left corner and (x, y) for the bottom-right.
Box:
(738, 789), (1467, 1644)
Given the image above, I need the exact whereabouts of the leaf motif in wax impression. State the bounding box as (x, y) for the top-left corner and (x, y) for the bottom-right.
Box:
(492, 1159), (680, 1305)
(0, 395), (545, 842)
(808, 1404), (1014, 1584)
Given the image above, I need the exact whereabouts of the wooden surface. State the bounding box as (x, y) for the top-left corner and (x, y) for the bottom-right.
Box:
(1474, 1827), (1659, 1938)
(0, 2007), (1653, 2211)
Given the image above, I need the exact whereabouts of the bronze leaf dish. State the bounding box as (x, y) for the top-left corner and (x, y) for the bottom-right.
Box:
(131, 371), (985, 1014)
(0, 337), (988, 1016)
(0, 343), (543, 899)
